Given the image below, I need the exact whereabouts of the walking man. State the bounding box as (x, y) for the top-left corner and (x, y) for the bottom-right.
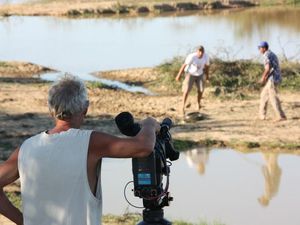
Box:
(258, 41), (286, 121)
(176, 46), (210, 116)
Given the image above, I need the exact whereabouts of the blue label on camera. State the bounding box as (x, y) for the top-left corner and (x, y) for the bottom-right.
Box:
(138, 173), (151, 185)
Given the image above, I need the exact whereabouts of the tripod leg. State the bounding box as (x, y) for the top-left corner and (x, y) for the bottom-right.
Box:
(137, 209), (172, 225)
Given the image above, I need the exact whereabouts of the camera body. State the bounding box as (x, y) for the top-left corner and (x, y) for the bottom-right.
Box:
(115, 112), (179, 210)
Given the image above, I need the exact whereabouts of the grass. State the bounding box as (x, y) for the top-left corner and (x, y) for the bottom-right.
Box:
(154, 56), (183, 93)
(101, 213), (226, 225)
(229, 140), (300, 152)
(5, 192), (226, 225)
(0, 62), (9, 68)
(173, 138), (228, 151)
(173, 139), (198, 151)
(5, 191), (22, 210)
(280, 61), (300, 91)
(103, 213), (140, 225)
(174, 137), (300, 151)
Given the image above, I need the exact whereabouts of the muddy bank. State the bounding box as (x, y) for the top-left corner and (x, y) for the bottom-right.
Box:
(0, 61), (55, 83)
(0, 0), (256, 17)
(0, 61), (54, 77)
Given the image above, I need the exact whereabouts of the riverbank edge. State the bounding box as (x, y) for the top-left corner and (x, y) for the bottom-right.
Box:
(0, 0), (260, 17)
(0, 61), (55, 77)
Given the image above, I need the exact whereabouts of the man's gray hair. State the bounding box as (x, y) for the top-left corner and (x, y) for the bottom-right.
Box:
(48, 74), (88, 120)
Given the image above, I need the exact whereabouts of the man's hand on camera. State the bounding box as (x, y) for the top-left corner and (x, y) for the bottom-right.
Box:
(140, 117), (160, 133)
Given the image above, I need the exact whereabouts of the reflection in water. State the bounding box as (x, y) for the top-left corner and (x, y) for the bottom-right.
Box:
(185, 149), (283, 207)
(185, 148), (209, 175)
(258, 152), (282, 207)
(226, 7), (300, 41)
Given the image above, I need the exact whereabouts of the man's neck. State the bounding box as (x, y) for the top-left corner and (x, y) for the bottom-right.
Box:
(48, 118), (82, 134)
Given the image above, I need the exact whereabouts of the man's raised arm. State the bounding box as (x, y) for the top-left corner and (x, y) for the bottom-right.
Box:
(89, 117), (159, 159)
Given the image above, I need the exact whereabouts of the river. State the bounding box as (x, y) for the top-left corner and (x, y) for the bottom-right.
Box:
(0, 7), (300, 75)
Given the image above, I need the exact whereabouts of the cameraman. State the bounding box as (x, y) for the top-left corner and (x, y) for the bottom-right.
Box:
(0, 75), (159, 225)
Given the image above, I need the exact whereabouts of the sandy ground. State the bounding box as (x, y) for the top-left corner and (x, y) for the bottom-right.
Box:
(1, 66), (300, 158)
(0, 64), (300, 224)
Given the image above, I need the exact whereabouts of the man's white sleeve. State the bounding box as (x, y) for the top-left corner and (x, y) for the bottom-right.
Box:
(184, 54), (193, 65)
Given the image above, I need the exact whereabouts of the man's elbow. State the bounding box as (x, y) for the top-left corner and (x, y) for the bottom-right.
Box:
(135, 146), (153, 158)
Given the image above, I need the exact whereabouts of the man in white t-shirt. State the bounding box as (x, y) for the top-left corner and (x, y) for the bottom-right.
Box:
(176, 46), (210, 116)
(0, 75), (159, 225)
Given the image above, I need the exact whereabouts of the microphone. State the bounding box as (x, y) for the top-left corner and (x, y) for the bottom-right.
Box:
(161, 118), (172, 130)
(160, 117), (172, 136)
(115, 112), (141, 136)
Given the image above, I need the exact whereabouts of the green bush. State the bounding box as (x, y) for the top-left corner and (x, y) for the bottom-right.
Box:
(155, 56), (183, 92)
(156, 57), (300, 94)
(209, 59), (262, 91)
(280, 62), (300, 91)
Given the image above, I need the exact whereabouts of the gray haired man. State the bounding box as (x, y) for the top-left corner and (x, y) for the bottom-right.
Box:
(258, 41), (286, 121)
(0, 75), (159, 225)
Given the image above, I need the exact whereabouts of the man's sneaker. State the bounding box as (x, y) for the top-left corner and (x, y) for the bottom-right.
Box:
(274, 116), (287, 122)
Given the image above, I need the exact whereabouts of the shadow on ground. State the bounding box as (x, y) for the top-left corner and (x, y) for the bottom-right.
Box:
(0, 112), (120, 160)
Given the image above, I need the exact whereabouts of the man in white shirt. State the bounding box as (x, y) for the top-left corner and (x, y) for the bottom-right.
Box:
(0, 75), (159, 225)
(176, 46), (210, 116)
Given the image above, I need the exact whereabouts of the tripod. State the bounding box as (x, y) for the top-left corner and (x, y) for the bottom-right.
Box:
(137, 208), (171, 225)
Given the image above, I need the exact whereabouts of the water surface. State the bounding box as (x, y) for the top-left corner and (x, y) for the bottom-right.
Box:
(101, 149), (300, 225)
(0, 7), (299, 76)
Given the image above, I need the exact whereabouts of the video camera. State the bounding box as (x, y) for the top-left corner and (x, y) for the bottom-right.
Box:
(115, 112), (180, 225)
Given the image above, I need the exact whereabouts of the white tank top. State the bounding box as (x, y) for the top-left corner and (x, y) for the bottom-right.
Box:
(18, 128), (102, 225)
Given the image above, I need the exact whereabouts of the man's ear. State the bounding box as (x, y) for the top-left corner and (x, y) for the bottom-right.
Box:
(83, 107), (88, 116)
(84, 100), (89, 116)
